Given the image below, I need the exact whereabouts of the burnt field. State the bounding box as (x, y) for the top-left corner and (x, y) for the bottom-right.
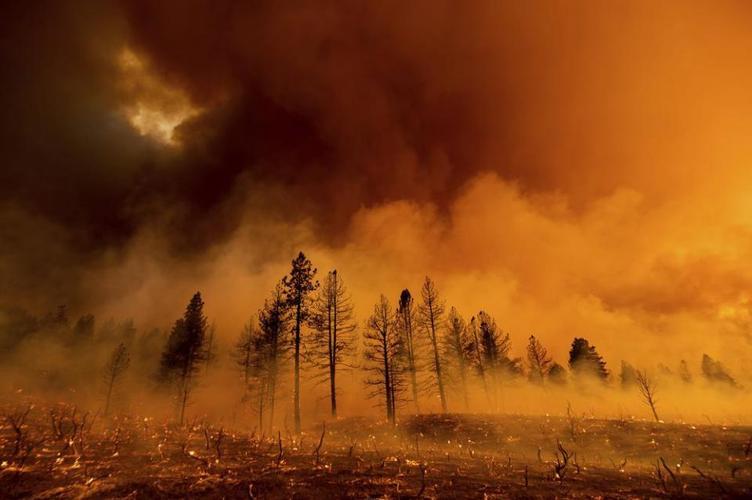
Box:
(1, 406), (751, 499)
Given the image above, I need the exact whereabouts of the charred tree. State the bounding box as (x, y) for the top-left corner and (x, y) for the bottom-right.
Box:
(257, 285), (290, 431)
(620, 361), (639, 389)
(309, 270), (356, 418)
(363, 295), (404, 424)
(568, 337), (609, 382)
(443, 307), (472, 409)
(418, 277), (447, 412)
(103, 342), (130, 416)
(547, 362), (568, 385)
(159, 292), (209, 425)
(526, 335), (553, 385)
(234, 318), (273, 430)
(282, 252), (319, 433)
(396, 289), (421, 412)
(468, 315), (490, 402)
(701, 354), (737, 387)
(635, 369), (660, 422)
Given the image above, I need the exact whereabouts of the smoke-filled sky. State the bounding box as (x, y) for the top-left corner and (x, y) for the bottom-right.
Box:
(3, 0), (752, 369)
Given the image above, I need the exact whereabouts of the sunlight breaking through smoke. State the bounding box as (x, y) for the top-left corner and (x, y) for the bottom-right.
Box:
(117, 48), (200, 146)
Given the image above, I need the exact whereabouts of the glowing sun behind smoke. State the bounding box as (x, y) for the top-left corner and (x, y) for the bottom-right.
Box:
(117, 48), (200, 146)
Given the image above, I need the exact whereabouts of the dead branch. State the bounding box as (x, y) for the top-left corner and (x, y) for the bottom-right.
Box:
(6, 405), (33, 456)
(276, 431), (284, 466)
(691, 465), (727, 494)
(553, 441), (570, 482)
(636, 370), (660, 422)
(313, 421), (326, 465)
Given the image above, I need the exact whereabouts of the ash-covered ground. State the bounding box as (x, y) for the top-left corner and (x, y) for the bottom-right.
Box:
(1, 405), (750, 498)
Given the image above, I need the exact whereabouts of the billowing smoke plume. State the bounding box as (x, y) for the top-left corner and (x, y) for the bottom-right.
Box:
(2, 0), (752, 381)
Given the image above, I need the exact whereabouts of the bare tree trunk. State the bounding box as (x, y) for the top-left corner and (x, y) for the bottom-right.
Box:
(383, 343), (393, 424)
(427, 313), (447, 412)
(179, 379), (190, 426)
(104, 374), (115, 416)
(294, 302), (302, 433)
(329, 278), (337, 417)
(471, 324), (490, 403)
(402, 310), (420, 413)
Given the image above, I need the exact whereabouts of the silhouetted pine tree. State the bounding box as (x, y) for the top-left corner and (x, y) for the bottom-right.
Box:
(235, 312), (283, 432)
(72, 314), (95, 344)
(204, 322), (217, 372)
(282, 252), (318, 433)
(418, 277), (447, 412)
(701, 354), (737, 387)
(309, 270), (356, 417)
(363, 295), (404, 424)
(547, 362), (568, 385)
(620, 361), (638, 389)
(443, 307), (471, 409)
(159, 292), (209, 425)
(468, 315), (490, 402)
(257, 285), (290, 430)
(474, 311), (516, 409)
(568, 337), (608, 381)
(396, 289), (421, 412)
(526, 335), (553, 384)
(103, 342), (130, 416)
(678, 359), (692, 383)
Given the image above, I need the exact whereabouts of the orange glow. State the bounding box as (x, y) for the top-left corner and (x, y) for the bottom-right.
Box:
(117, 48), (199, 146)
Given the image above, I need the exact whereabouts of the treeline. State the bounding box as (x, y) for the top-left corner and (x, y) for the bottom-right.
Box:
(0, 251), (743, 426)
(152, 252), (744, 428)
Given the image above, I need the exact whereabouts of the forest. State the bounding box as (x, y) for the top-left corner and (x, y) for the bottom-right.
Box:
(1, 252), (750, 498)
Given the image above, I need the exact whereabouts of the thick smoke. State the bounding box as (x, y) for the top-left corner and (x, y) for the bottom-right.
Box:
(2, 0), (752, 402)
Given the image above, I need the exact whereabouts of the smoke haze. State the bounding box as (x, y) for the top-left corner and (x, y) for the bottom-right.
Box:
(2, 1), (752, 419)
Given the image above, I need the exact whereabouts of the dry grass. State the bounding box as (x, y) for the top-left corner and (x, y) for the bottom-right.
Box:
(0, 404), (751, 498)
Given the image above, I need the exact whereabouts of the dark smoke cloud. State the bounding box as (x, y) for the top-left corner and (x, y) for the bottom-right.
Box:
(3, 0), (752, 320)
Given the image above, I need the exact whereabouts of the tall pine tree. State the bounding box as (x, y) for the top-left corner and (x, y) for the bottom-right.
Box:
(282, 252), (318, 433)
(309, 270), (356, 417)
(568, 337), (609, 381)
(396, 289), (421, 412)
(159, 292), (209, 425)
(443, 307), (472, 409)
(363, 295), (404, 424)
(418, 277), (447, 412)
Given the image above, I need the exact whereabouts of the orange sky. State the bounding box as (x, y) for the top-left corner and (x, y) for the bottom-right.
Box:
(2, 1), (752, 376)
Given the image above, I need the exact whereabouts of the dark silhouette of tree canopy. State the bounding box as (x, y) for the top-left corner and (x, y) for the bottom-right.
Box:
(568, 337), (609, 381)
(282, 251), (318, 433)
(234, 317), (271, 430)
(159, 291), (209, 425)
(256, 285), (290, 431)
(701, 354), (736, 387)
(309, 270), (356, 417)
(471, 311), (520, 409)
(418, 277), (447, 412)
(443, 307), (472, 409)
(363, 295), (404, 425)
(468, 315), (489, 401)
(103, 342), (130, 416)
(526, 335), (553, 384)
(620, 361), (638, 389)
(547, 362), (568, 385)
(678, 359), (692, 383)
(72, 314), (95, 344)
(396, 289), (421, 412)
